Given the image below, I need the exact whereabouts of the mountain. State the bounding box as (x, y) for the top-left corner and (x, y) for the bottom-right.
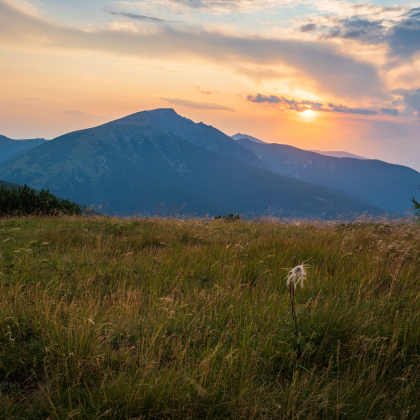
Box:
(0, 135), (46, 164)
(0, 109), (385, 218)
(232, 134), (366, 160)
(232, 133), (267, 144)
(235, 138), (420, 213)
(0, 179), (24, 190)
(148, 109), (268, 170)
(310, 150), (367, 160)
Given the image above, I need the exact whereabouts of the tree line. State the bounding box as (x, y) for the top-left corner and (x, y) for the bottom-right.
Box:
(0, 184), (81, 216)
(412, 188), (420, 221)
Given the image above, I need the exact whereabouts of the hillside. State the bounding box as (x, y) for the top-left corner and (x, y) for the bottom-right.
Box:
(1, 216), (420, 419)
(0, 135), (46, 164)
(0, 110), (385, 218)
(236, 138), (420, 213)
(232, 133), (267, 144)
(310, 150), (367, 159)
(148, 109), (268, 170)
(0, 179), (23, 190)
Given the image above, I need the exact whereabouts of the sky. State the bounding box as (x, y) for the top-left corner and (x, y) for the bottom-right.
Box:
(1, 0), (420, 170)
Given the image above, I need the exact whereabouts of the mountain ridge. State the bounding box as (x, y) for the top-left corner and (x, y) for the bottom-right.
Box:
(232, 133), (267, 144)
(236, 137), (420, 213)
(147, 109), (269, 170)
(0, 135), (47, 164)
(0, 109), (385, 218)
(310, 150), (367, 160)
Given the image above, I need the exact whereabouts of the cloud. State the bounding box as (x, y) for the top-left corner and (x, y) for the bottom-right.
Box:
(327, 104), (378, 116)
(309, 6), (420, 60)
(247, 94), (395, 116)
(0, 0), (385, 100)
(62, 111), (92, 118)
(380, 108), (399, 117)
(320, 17), (386, 43)
(404, 88), (420, 116)
(300, 23), (317, 33)
(247, 94), (283, 104)
(389, 26), (420, 59)
(388, 8), (420, 58)
(103, 9), (169, 23)
(195, 86), (219, 95)
(364, 120), (409, 139)
(161, 0), (242, 10)
(20, 97), (50, 102)
(117, 0), (294, 13)
(161, 98), (235, 111)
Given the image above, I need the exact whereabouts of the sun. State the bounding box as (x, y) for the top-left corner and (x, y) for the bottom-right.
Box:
(299, 109), (317, 121)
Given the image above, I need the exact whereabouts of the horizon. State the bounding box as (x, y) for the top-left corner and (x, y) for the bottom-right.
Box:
(1, 0), (420, 170)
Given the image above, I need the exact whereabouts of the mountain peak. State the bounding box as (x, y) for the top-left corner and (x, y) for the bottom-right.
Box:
(148, 108), (178, 115)
(107, 108), (179, 126)
(231, 133), (267, 144)
(310, 150), (367, 160)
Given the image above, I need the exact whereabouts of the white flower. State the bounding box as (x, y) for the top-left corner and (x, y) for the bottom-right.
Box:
(286, 264), (309, 290)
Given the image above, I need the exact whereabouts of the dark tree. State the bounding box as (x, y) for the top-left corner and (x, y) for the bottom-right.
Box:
(0, 185), (81, 216)
(411, 186), (420, 222)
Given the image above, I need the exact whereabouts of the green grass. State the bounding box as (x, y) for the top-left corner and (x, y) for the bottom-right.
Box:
(1, 216), (420, 419)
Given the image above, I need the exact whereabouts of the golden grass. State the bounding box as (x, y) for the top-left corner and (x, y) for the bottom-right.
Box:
(0, 216), (420, 419)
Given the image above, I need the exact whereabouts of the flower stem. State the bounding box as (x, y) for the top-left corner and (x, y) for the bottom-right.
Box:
(289, 256), (301, 358)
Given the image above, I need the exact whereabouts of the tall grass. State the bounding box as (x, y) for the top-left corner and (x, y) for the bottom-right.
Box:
(1, 216), (420, 419)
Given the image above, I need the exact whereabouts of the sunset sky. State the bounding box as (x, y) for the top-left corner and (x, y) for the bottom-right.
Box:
(1, 0), (420, 170)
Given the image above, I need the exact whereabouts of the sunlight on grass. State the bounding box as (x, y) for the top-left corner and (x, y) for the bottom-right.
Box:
(0, 216), (419, 419)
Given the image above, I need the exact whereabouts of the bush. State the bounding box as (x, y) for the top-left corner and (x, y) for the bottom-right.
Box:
(412, 186), (420, 222)
(0, 184), (81, 216)
(214, 213), (241, 222)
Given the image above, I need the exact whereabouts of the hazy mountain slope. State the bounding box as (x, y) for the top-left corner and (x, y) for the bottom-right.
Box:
(232, 134), (366, 159)
(0, 179), (23, 190)
(0, 135), (46, 164)
(0, 111), (384, 218)
(147, 109), (269, 170)
(232, 133), (267, 144)
(0, 130), (223, 216)
(236, 138), (419, 213)
(310, 150), (367, 159)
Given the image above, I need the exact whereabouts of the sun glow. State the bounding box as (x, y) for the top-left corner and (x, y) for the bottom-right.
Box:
(300, 109), (317, 121)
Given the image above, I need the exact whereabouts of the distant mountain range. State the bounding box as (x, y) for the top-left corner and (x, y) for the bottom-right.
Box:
(0, 135), (46, 164)
(232, 133), (368, 159)
(233, 135), (419, 213)
(309, 150), (367, 160)
(232, 133), (266, 144)
(0, 109), (386, 218)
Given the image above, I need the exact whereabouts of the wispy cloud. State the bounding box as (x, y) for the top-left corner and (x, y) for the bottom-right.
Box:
(0, 0), (385, 100)
(62, 111), (94, 119)
(195, 86), (219, 95)
(299, 5), (420, 61)
(103, 8), (169, 23)
(404, 88), (420, 116)
(300, 23), (317, 33)
(388, 8), (420, 59)
(247, 94), (399, 116)
(161, 98), (235, 111)
(365, 120), (409, 139)
(380, 108), (399, 117)
(20, 97), (50, 102)
(116, 0), (294, 14)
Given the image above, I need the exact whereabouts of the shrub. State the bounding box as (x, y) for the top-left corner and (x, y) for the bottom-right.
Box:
(412, 186), (420, 222)
(0, 184), (81, 216)
(214, 213), (241, 222)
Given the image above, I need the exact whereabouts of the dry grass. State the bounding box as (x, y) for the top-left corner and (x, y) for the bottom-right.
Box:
(1, 216), (420, 419)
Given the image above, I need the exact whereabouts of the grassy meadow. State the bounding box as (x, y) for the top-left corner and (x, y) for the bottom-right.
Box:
(1, 216), (420, 419)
